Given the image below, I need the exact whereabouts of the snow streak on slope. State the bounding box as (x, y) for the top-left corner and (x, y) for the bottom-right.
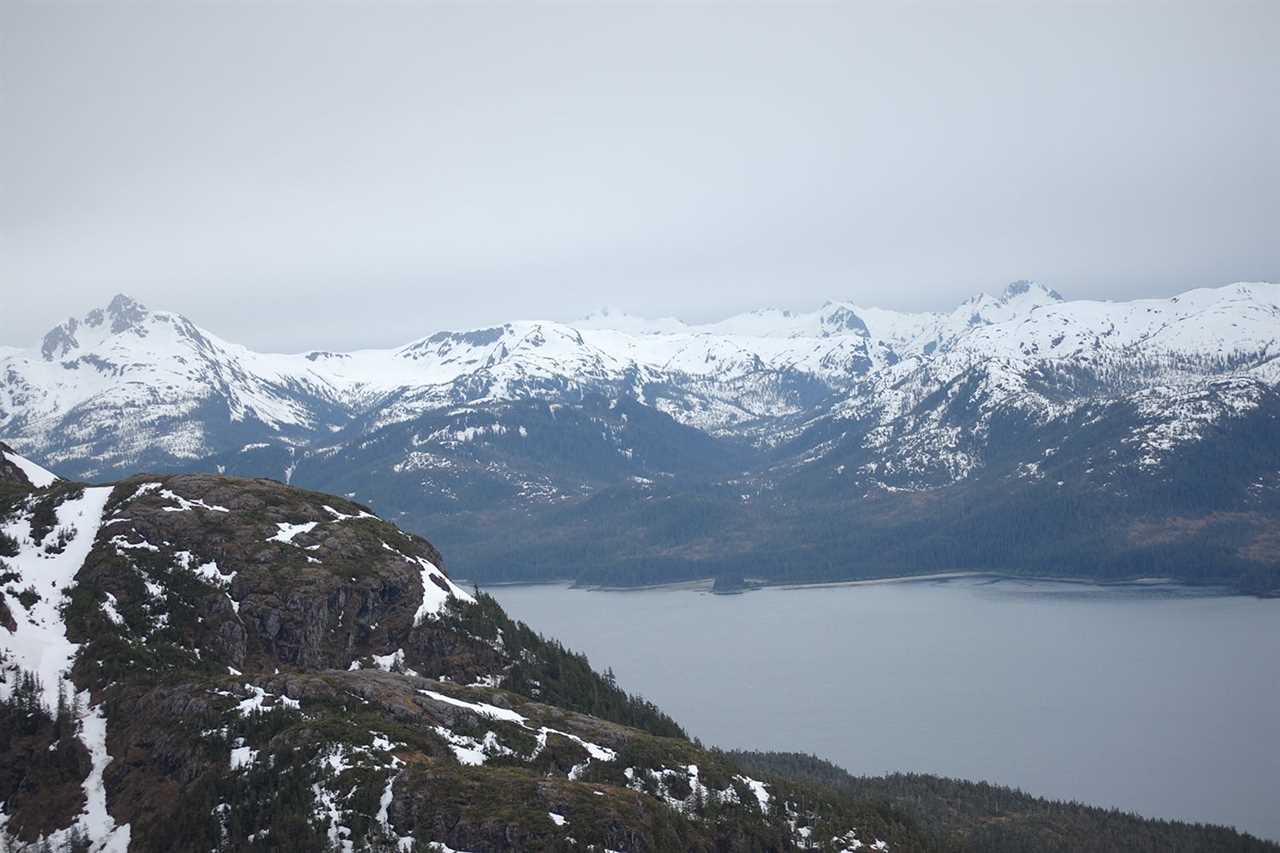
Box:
(1, 447), (58, 487)
(0, 485), (132, 851)
(1, 487), (112, 708)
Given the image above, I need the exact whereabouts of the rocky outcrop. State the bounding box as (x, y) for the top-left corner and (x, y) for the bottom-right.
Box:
(40, 317), (80, 361)
(70, 474), (479, 677)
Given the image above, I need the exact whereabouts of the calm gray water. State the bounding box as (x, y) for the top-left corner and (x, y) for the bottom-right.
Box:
(483, 577), (1280, 842)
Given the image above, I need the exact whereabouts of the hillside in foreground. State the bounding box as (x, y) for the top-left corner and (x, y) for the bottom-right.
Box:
(0, 444), (1275, 852)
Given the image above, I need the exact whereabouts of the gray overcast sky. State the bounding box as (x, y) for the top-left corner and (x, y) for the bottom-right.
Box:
(2, 1), (1278, 352)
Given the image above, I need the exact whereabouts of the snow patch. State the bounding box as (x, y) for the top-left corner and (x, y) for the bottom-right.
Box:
(412, 557), (475, 624)
(267, 521), (318, 544)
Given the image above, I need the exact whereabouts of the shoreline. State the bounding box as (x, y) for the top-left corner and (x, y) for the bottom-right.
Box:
(470, 571), (1246, 597)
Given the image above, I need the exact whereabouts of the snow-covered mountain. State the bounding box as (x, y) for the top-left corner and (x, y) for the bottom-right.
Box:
(3, 283), (1278, 590)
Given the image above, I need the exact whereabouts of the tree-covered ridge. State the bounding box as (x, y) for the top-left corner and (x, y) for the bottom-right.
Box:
(723, 751), (1279, 853)
(440, 591), (685, 739)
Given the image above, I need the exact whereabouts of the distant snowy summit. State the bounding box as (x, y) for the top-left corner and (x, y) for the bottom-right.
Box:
(574, 279), (1066, 343)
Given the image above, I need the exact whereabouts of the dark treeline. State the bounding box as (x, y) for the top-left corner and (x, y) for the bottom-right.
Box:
(444, 592), (687, 739)
(0, 670), (93, 851)
(721, 750), (1278, 853)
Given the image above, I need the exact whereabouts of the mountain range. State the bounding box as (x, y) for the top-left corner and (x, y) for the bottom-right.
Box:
(3, 282), (1278, 592)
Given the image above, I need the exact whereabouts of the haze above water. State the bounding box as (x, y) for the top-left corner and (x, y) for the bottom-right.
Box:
(483, 578), (1280, 842)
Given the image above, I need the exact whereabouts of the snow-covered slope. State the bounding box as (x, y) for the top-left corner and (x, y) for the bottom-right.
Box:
(1, 442), (59, 488)
(0, 483), (130, 850)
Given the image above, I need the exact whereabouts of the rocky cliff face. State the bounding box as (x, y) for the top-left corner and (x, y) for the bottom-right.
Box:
(0, 459), (906, 852)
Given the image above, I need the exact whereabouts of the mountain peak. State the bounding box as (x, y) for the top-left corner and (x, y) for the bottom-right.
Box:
(818, 302), (869, 337)
(40, 316), (81, 361)
(41, 294), (151, 361)
(999, 280), (1063, 303)
(105, 293), (149, 332)
(576, 307), (687, 334)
